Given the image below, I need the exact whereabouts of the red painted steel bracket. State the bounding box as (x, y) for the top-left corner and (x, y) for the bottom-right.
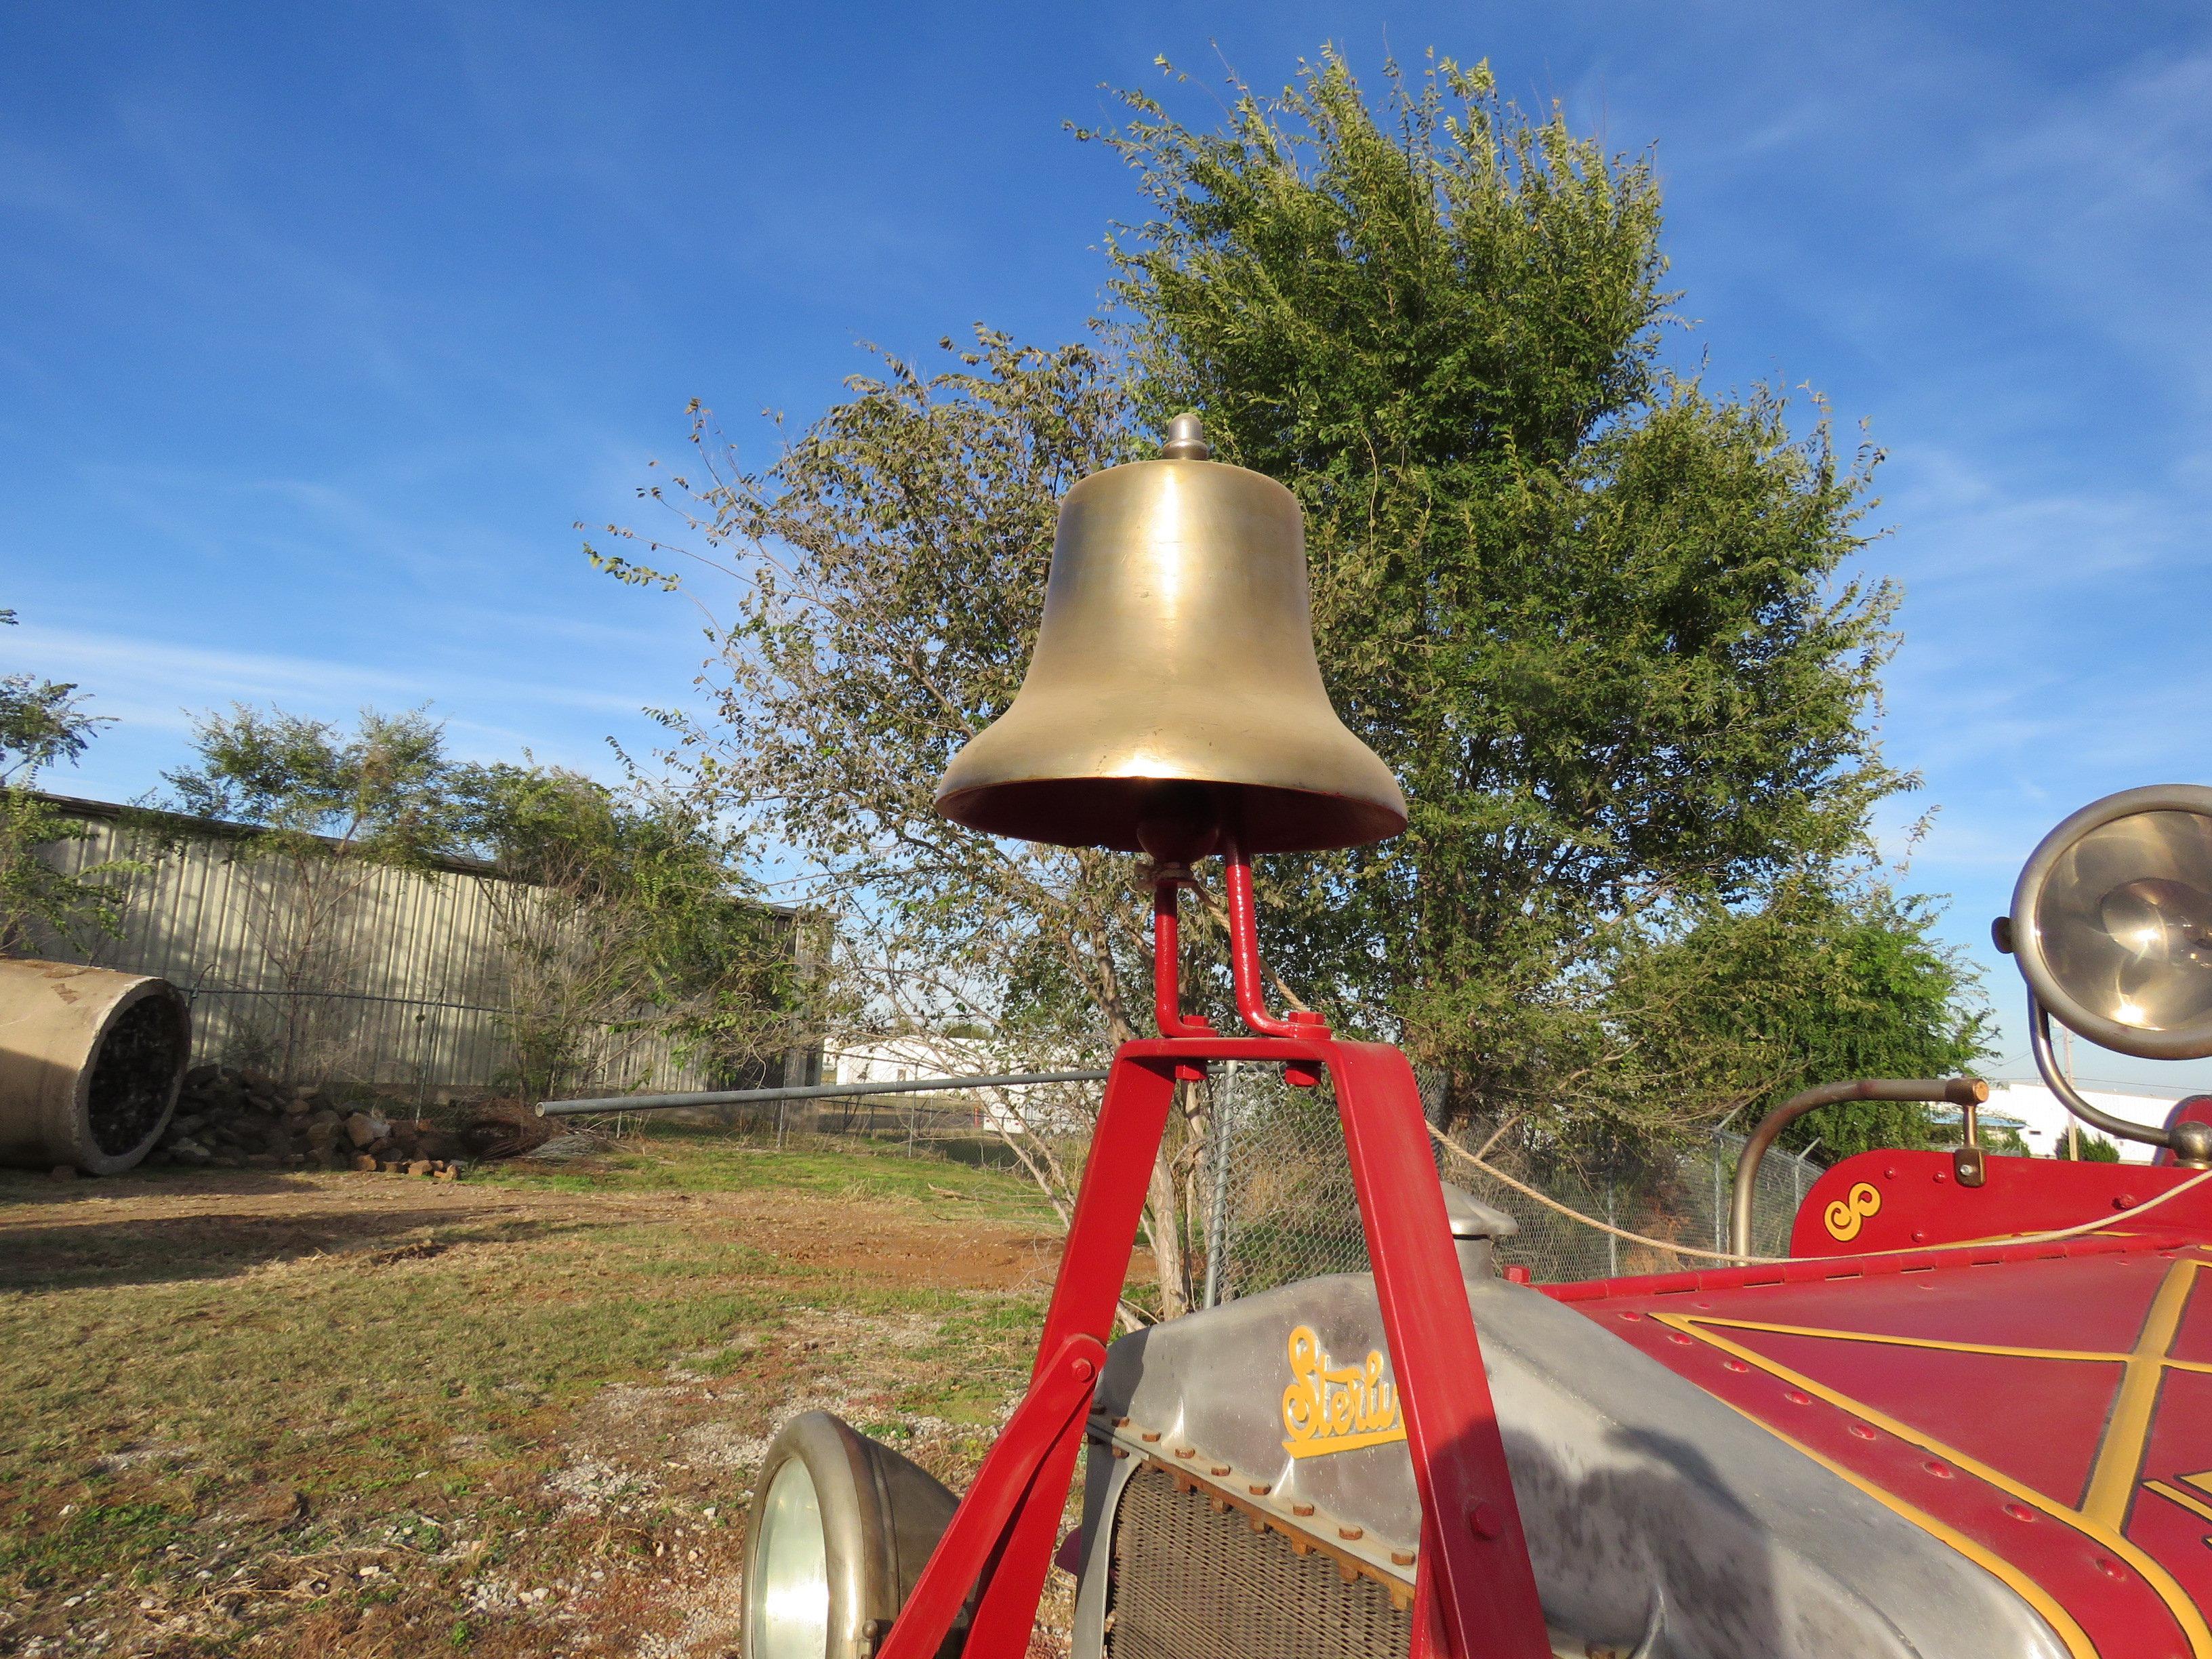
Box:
(874, 1035), (1552, 1659)
(875, 1331), (1107, 1659)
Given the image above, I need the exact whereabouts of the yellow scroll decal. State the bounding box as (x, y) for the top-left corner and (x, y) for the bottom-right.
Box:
(1825, 1181), (1882, 1242)
(1281, 1325), (1408, 1458)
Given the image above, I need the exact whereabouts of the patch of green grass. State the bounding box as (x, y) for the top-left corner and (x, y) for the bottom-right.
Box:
(893, 1291), (1049, 1422)
(0, 1218), (789, 1589)
(0, 1128), (1056, 1652)
(470, 1128), (1056, 1224)
(0, 1501), (190, 1589)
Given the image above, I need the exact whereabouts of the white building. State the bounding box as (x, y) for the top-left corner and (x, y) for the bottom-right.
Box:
(829, 1036), (1092, 1135)
(1982, 1080), (2187, 1164)
(832, 1035), (1002, 1088)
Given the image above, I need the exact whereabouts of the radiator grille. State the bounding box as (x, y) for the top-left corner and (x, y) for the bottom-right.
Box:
(1104, 1462), (1411, 1659)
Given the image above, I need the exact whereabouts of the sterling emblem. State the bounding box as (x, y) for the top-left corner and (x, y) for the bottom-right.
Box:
(1280, 1324), (1407, 1459)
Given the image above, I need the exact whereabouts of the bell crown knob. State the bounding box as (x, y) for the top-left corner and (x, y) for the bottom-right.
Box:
(933, 418), (1406, 855)
(1160, 412), (1211, 461)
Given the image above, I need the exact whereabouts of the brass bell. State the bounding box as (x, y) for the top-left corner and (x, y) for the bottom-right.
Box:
(934, 415), (1407, 857)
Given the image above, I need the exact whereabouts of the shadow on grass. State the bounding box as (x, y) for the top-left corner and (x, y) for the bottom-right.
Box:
(0, 1167), (375, 1209)
(0, 1203), (576, 1293)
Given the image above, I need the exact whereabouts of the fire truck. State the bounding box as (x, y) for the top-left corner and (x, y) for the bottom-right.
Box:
(737, 416), (2212, 1659)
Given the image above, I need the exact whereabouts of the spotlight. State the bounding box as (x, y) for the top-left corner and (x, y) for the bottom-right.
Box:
(2001, 783), (2212, 1164)
(2009, 785), (2212, 1059)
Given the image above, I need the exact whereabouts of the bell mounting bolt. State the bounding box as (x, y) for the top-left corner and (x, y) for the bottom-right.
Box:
(893, 417), (1553, 1659)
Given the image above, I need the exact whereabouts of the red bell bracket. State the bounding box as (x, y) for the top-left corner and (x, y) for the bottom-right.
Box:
(1220, 832), (1300, 1038)
(1151, 869), (1215, 1078)
(877, 860), (1551, 1659)
(1156, 834), (1329, 1080)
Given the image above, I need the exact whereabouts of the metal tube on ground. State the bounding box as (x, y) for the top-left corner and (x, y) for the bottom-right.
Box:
(0, 959), (192, 1175)
(537, 1068), (1112, 1118)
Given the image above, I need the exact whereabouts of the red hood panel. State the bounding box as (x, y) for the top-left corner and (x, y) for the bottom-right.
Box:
(1561, 1241), (2212, 1659)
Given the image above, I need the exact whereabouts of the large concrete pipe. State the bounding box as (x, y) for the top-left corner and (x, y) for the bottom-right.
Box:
(0, 959), (191, 1175)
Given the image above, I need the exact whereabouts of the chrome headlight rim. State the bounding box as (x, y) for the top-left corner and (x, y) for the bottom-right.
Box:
(2010, 782), (2212, 1061)
(739, 1410), (962, 1659)
(746, 1453), (832, 1659)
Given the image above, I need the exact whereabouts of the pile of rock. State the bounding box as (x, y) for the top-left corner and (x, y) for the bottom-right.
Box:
(148, 1065), (466, 1178)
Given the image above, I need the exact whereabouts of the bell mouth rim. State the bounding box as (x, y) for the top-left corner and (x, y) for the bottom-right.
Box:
(934, 775), (1406, 856)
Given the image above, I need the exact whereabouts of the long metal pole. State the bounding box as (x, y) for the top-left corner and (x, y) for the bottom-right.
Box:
(539, 1068), (1109, 1118)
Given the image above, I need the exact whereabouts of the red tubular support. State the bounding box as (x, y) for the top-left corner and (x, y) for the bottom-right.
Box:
(874, 1332), (1107, 1659)
(1222, 835), (1300, 1038)
(1152, 876), (1214, 1040)
(874, 851), (1544, 1657)
(876, 1036), (1551, 1659)
(1328, 1039), (1550, 1658)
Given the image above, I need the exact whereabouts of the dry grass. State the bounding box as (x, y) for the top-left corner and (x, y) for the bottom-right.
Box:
(0, 1126), (1080, 1658)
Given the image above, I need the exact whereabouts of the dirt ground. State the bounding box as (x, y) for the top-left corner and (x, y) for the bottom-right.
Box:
(0, 1132), (1085, 1658)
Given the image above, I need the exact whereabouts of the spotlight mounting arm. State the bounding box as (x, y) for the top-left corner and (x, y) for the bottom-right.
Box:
(2028, 991), (2212, 1164)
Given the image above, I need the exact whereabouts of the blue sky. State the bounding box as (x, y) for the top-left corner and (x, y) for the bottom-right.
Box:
(5, 2), (2211, 1087)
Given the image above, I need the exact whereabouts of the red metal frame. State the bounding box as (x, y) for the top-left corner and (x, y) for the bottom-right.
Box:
(1221, 834), (1299, 1038)
(877, 869), (1552, 1659)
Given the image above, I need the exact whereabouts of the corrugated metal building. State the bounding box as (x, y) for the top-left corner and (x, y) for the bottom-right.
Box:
(16, 793), (815, 1101)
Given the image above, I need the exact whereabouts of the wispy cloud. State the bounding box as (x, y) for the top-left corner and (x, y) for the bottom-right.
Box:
(1938, 49), (2212, 393)
(6, 623), (660, 728)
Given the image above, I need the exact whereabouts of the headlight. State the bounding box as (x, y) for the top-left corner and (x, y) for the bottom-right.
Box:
(2009, 783), (2212, 1059)
(741, 1412), (962, 1659)
(749, 1456), (831, 1659)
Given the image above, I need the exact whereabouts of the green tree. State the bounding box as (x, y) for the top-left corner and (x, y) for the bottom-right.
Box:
(2058, 1130), (2122, 1163)
(589, 335), (1218, 1315)
(1601, 878), (1988, 1161)
(164, 704), (457, 857)
(1088, 52), (1965, 1148)
(452, 763), (807, 1102)
(0, 609), (134, 954)
(599, 50), (1993, 1293)
(161, 705), (462, 1080)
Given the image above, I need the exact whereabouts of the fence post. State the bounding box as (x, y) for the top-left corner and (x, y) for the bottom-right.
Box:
(1713, 1134), (1725, 1254)
(1203, 1062), (1242, 1310)
(1605, 1183), (1619, 1277)
(414, 1007), (434, 1113)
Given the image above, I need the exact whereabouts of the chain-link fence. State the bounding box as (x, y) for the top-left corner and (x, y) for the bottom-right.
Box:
(678, 1094), (1056, 1161)
(661, 1069), (1095, 1183)
(1200, 1063), (1824, 1297)
(1421, 1118), (1820, 1286)
(617, 1057), (1826, 1295)
(1198, 1064), (1368, 1302)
